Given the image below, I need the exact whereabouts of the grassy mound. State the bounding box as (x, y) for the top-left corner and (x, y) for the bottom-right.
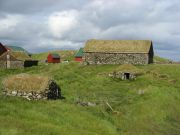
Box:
(115, 64), (142, 72)
(3, 74), (50, 92)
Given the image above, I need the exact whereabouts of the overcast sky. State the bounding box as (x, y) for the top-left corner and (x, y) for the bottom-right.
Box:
(0, 0), (180, 61)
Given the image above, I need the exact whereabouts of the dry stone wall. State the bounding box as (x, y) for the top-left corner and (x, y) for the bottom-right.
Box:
(0, 61), (24, 69)
(3, 80), (61, 100)
(0, 61), (6, 68)
(9, 61), (24, 68)
(83, 53), (149, 65)
(109, 71), (136, 80)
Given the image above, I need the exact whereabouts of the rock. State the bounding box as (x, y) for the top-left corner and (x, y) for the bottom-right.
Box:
(23, 92), (27, 96)
(87, 102), (96, 107)
(27, 93), (32, 96)
(37, 95), (41, 99)
(11, 91), (17, 96)
(26, 97), (31, 101)
(6, 92), (11, 96)
(138, 90), (145, 95)
(17, 92), (22, 96)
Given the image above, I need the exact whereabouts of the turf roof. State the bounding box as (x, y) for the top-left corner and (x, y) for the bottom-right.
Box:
(50, 53), (60, 58)
(115, 64), (143, 73)
(11, 51), (32, 61)
(0, 51), (32, 61)
(6, 45), (31, 55)
(84, 39), (153, 53)
(3, 74), (50, 92)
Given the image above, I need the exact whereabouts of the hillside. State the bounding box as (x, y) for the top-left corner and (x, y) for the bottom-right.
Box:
(32, 50), (76, 61)
(0, 53), (179, 135)
(154, 56), (172, 63)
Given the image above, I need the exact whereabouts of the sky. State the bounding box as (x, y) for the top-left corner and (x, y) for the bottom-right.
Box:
(0, 0), (180, 61)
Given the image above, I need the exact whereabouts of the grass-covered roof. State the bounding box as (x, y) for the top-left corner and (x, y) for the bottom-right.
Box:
(0, 51), (32, 61)
(6, 45), (31, 55)
(84, 39), (152, 53)
(3, 74), (50, 92)
(11, 51), (32, 61)
(115, 64), (143, 73)
(50, 53), (60, 58)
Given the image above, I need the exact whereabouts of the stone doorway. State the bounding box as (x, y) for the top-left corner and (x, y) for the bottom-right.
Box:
(124, 73), (130, 80)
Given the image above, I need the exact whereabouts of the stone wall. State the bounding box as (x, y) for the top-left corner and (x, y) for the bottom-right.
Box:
(109, 71), (136, 80)
(83, 53), (149, 65)
(3, 80), (61, 100)
(0, 61), (6, 68)
(0, 60), (24, 69)
(9, 61), (24, 68)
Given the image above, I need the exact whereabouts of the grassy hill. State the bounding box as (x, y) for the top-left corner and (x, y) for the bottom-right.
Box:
(0, 53), (179, 135)
(154, 56), (172, 63)
(32, 50), (76, 61)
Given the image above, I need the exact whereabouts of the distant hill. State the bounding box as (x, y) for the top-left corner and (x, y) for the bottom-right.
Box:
(154, 56), (172, 63)
(32, 50), (76, 61)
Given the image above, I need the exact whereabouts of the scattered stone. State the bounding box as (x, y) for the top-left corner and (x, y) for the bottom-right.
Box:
(138, 90), (145, 95)
(75, 98), (96, 107)
(26, 97), (31, 101)
(87, 102), (96, 107)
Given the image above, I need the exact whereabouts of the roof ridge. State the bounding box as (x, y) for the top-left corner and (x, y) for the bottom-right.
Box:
(84, 40), (153, 53)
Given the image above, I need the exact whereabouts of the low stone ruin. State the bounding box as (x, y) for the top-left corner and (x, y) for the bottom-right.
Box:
(109, 71), (136, 80)
(109, 64), (143, 80)
(2, 74), (61, 100)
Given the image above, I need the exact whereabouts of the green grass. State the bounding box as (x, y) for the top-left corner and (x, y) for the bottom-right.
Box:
(154, 56), (172, 63)
(0, 54), (180, 135)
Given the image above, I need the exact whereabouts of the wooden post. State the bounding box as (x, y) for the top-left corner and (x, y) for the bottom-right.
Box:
(6, 54), (10, 69)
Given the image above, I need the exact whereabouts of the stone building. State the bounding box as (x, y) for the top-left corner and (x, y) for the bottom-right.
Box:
(109, 64), (144, 80)
(83, 39), (154, 65)
(3, 74), (61, 100)
(0, 51), (38, 69)
(0, 43), (38, 69)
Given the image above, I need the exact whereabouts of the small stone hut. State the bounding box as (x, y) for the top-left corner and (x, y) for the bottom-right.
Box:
(2, 74), (61, 100)
(109, 64), (144, 80)
(83, 39), (154, 65)
(0, 51), (38, 69)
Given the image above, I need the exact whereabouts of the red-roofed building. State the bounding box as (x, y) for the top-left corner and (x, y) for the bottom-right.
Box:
(47, 53), (61, 63)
